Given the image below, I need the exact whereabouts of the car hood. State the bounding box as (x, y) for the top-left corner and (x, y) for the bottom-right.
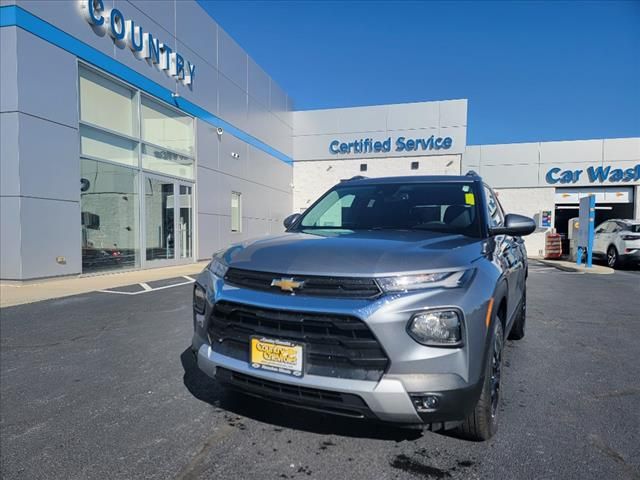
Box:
(220, 230), (484, 277)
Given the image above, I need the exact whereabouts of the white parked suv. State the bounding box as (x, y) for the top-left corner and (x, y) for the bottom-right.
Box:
(593, 219), (640, 268)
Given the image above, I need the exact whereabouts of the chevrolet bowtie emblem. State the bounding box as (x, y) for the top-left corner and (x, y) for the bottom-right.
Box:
(271, 277), (305, 292)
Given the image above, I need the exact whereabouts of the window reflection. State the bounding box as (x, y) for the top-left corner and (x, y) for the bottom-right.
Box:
(81, 159), (140, 272)
(142, 144), (193, 179)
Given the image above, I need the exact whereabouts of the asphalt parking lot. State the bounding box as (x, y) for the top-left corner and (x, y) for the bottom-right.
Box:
(1, 262), (639, 480)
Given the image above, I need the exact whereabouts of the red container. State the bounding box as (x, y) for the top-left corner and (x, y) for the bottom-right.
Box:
(544, 232), (563, 259)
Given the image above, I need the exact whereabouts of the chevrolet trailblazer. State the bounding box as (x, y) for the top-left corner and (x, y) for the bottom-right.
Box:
(191, 173), (536, 440)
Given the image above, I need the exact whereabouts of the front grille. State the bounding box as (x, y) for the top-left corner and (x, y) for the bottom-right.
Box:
(208, 301), (389, 381)
(224, 268), (382, 299)
(216, 367), (375, 419)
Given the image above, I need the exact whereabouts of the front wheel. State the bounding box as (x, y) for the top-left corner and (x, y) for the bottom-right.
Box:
(458, 320), (505, 441)
(607, 246), (619, 269)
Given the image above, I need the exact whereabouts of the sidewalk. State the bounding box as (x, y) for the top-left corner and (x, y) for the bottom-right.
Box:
(0, 262), (208, 308)
(530, 257), (614, 274)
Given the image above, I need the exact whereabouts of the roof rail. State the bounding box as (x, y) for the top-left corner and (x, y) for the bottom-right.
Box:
(340, 175), (368, 182)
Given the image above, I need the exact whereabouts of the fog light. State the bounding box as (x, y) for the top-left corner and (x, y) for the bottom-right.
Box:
(411, 394), (441, 412)
(423, 395), (439, 409)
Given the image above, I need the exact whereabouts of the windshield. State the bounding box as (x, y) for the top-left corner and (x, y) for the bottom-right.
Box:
(296, 182), (482, 237)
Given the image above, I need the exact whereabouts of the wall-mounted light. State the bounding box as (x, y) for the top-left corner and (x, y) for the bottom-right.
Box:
(231, 152), (240, 159)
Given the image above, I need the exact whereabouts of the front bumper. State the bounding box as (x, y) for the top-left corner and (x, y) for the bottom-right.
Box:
(192, 265), (496, 425)
(197, 344), (483, 424)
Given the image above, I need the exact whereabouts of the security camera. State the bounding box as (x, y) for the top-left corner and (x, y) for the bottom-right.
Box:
(216, 127), (224, 136)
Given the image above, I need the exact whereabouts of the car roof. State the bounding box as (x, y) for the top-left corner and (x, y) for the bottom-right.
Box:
(339, 174), (481, 186)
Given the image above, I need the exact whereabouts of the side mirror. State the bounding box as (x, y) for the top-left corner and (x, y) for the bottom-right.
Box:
(490, 213), (536, 236)
(283, 213), (301, 230)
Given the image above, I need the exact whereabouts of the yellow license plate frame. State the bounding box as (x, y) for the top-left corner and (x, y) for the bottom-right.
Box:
(250, 336), (305, 377)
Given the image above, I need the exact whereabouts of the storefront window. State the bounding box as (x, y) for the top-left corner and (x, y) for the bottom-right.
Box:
(142, 144), (194, 179)
(231, 192), (242, 232)
(81, 159), (140, 272)
(141, 96), (194, 156)
(80, 125), (138, 167)
(79, 66), (137, 137)
(78, 64), (195, 273)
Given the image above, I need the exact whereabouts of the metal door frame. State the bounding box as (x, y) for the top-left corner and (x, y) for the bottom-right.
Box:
(141, 173), (194, 269)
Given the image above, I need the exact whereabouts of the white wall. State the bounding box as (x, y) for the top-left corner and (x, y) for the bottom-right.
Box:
(293, 99), (467, 162)
(494, 187), (556, 257)
(463, 138), (640, 188)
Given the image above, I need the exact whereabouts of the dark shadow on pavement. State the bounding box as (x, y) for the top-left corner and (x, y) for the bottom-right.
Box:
(180, 348), (423, 441)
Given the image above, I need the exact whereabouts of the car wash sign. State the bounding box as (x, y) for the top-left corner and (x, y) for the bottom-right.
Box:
(81, 0), (195, 86)
(545, 164), (640, 185)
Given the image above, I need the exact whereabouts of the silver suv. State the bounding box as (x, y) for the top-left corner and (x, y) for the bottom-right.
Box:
(192, 174), (536, 440)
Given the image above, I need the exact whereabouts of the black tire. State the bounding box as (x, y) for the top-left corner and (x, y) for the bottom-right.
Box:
(508, 287), (526, 340)
(458, 319), (504, 441)
(607, 245), (619, 269)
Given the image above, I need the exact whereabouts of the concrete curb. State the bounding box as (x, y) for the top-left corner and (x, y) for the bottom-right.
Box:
(531, 257), (614, 275)
(0, 261), (209, 308)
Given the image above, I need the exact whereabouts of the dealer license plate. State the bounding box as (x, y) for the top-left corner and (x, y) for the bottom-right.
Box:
(250, 336), (304, 377)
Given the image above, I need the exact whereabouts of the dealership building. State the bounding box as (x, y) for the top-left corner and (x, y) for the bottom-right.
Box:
(1, 0), (639, 281)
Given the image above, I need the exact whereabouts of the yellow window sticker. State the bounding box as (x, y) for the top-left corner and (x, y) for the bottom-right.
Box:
(465, 193), (475, 205)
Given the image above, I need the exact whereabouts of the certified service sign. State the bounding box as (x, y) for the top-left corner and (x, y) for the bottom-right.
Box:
(80, 0), (196, 86)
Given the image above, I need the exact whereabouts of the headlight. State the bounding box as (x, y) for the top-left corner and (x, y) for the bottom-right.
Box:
(408, 310), (463, 347)
(208, 256), (228, 278)
(377, 269), (472, 293)
(193, 283), (207, 314)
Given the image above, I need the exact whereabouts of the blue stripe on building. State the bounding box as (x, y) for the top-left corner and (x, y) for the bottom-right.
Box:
(0, 5), (293, 166)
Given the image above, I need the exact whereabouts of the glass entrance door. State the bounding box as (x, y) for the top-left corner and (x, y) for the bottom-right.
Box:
(178, 184), (193, 259)
(143, 175), (194, 266)
(145, 176), (175, 263)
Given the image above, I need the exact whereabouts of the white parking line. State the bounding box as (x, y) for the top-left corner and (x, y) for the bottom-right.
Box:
(97, 278), (195, 296)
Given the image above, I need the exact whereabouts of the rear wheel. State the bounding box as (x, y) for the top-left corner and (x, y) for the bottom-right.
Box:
(458, 320), (504, 441)
(607, 246), (619, 269)
(508, 288), (526, 340)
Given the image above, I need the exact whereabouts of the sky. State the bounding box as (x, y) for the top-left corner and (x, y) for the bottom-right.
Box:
(197, 0), (640, 145)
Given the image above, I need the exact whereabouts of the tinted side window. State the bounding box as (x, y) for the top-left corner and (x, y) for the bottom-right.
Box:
(484, 186), (504, 228)
(595, 222), (608, 234)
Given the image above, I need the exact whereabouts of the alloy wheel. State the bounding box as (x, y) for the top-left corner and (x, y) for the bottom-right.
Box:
(607, 247), (617, 268)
